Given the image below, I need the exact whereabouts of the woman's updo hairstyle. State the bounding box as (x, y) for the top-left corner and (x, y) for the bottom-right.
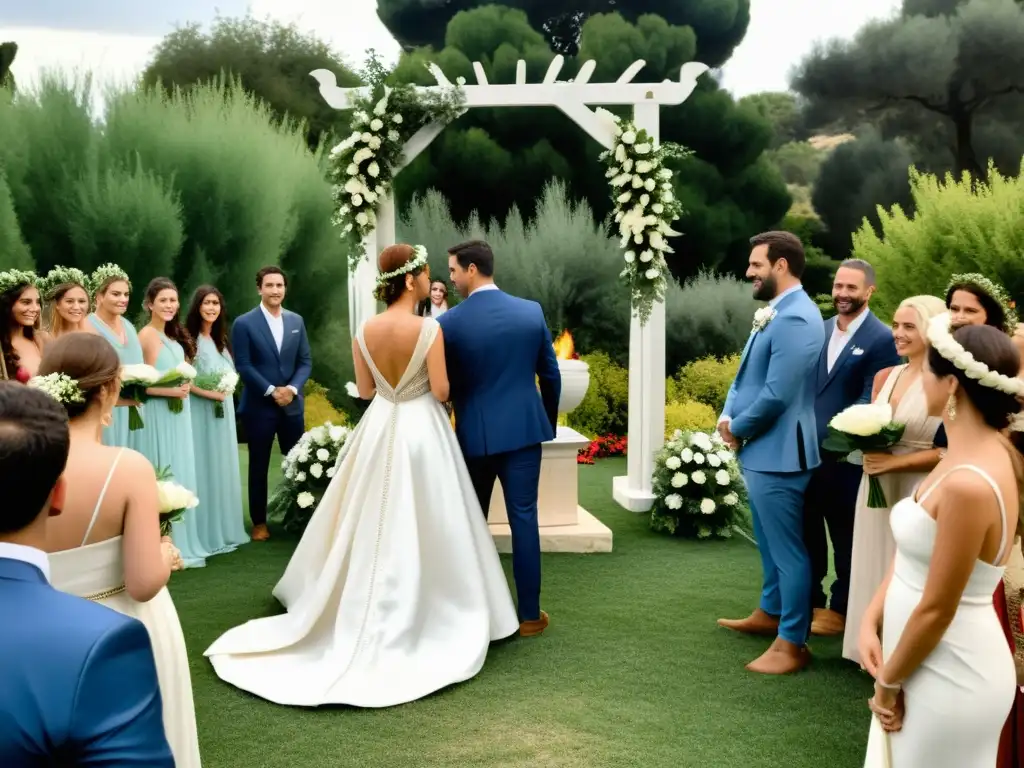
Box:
(375, 244), (426, 305)
(928, 324), (1021, 430)
(37, 332), (120, 419)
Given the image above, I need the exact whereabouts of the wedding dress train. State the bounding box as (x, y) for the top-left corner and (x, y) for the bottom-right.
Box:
(205, 318), (520, 707)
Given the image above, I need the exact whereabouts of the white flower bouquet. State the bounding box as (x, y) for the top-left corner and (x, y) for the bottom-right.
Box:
(267, 421), (352, 534)
(823, 403), (906, 508)
(154, 466), (199, 537)
(118, 363), (161, 430)
(192, 370), (239, 418)
(651, 428), (746, 539)
(152, 362), (198, 414)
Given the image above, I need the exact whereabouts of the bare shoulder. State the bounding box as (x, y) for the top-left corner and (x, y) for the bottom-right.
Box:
(873, 366), (896, 388)
(935, 463), (1015, 522)
(116, 448), (158, 482)
(137, 325), (156, 341)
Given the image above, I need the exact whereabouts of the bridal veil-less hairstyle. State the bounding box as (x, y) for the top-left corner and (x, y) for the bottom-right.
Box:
(144, 277), (196, 361)
(897, 295), (947, 327)
(0, 381), (71, 534)
(377, 244), (425, 306)
(37, 333), (120, 421)
(185, 285), (231, 354)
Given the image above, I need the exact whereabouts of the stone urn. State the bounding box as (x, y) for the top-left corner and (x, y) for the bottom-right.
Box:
(557, 358), (590, 414)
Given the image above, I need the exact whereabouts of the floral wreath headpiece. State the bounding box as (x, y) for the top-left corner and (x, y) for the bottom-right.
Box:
(373, 245), (428, 301)
(946, 273), (1017, 335)
(37, 266), (89, 300)
(89, 263), (130, 296)
(927, 312), (1024, 397)
(0, 269), (38, 297)
(27, 373), (86, 406)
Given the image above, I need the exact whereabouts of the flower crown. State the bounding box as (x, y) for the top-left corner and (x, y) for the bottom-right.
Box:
(947, 273), (1017, 334)
(38, 266), (89, 300)
(373, 245), (429, 301)
(89, 263), (130, 295)
(0, 269), (38, 297)
(927, 312), (1024, 397)
(27, 373), (86, 406)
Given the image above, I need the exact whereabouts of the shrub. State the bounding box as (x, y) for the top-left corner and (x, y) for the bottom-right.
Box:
(566, 351), (628, 437)
(303, 380), (348, 430)
(0, 170), (31, 270)
(672, 355), (740, 414)
(664, 399), (717, 437)
(651, 428), (747, 539)
(577, 434), (627, 464)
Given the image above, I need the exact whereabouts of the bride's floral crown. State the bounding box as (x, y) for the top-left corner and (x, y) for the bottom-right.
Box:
(37, 265), (89, 300)
(0, 269), (38, 297)
(927, 312), (1024, 397)
(373, 244), (429, 301)
(27, 373), (86, 406)
(947, 273), (1017, 334)
(88, 263), (130, 295)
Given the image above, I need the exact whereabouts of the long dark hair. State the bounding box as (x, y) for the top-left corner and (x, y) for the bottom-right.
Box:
(143, 277), (196, 361)
(946, 281), (1006, 332)
(185, 285), (231, 354)
(0, 283), (40, 378)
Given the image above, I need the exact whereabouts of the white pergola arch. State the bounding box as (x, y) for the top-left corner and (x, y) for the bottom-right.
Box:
(311, 56), (708, 512)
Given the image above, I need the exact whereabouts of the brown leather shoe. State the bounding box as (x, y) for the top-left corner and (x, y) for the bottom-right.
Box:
(717, 608), (779, 636)
(250, 524), (270, 542)
(520, 611), (549, 637)
(746, 637), (811, 675)
(810, 608), (845, 637)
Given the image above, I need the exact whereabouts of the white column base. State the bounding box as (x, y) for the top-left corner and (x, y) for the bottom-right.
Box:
(611, 475), (655, 513)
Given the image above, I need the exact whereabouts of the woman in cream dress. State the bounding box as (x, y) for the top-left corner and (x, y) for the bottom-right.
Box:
(33, 333), (202, 767)
(843, 296), (947, 664)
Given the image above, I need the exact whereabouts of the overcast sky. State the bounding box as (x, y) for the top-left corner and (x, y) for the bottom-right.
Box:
(0, 0), (902, 105)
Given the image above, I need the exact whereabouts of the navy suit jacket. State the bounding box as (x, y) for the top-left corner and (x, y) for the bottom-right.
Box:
(0, 557), (173, 766)
(438, 289), (561, 459)
(232, 306), (312, 418)
(814, 310), (901, 447)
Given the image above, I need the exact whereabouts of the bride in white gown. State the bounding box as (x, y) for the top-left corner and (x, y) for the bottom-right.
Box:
(205, 244), (519, 707)
(859, 320), (1021, 767)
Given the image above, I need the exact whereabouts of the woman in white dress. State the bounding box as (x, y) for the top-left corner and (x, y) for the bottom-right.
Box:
(34, 333), (202, 767)
(205, 244), (519, 708)
(859, 320), (1022, 767)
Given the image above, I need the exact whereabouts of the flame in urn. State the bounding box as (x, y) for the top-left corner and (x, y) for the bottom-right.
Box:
(553, 329), (578, 360)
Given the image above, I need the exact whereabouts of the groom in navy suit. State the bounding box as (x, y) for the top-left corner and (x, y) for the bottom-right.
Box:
(438, 240), (561, 636)
(233, 266), (313, 541)
(717, 231), (824, 675)
(0, 383), (173, 765)
(805, 259), (899, 637)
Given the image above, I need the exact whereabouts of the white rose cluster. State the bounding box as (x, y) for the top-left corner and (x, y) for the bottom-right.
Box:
(282, 421), (351, 489)
(829, 403), (893, 437)
(156, 479), (199, 514)
(595, 108), (688, 326)
(651, 428), (745, 540)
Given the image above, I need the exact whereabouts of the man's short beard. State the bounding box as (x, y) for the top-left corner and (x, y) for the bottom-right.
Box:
(753, 274), (778, 302)
(833, 296), (866, 315)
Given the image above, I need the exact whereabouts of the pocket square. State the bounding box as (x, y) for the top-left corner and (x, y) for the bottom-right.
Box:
(851, 347), (864, 355)
(291, 329), (299, 333)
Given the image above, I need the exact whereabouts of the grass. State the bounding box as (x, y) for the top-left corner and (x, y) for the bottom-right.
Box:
(170, 456), (870, 768)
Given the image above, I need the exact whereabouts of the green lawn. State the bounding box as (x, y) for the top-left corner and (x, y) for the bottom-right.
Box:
(170, 456), (869, 768)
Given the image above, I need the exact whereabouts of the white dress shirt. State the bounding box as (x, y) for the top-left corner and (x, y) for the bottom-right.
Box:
(258, 304), (297, 397)
(826, 308), (869, 373)
(469, 283), (499, 296)
(0, 541), (50, 581)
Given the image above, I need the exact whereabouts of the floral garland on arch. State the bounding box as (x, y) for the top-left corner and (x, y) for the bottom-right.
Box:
(328, 53), (464, 272)
(597, 109), (690, 326)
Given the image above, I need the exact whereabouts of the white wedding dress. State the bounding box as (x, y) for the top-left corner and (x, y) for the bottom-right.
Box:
(205, 317), (519, 707)
(49, 448), (202, 767)
(864, 465), (1015, 767)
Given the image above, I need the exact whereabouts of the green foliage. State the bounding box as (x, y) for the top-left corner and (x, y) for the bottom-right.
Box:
(739, 92), (806, 148)
(0, 171), (32, 269)
(671, 355), (741, 415)
(765, 140), (824, 186)
(141, 15), (360, 151)
(664, 399), (717, 436)
(665, 272), (760, 373)
(852, 159), (1024, 320)
(566, 352), (629, 438)
(0, 42), (15, 91)
(815, 294), (837, 319)
(303, 380), (349, 430)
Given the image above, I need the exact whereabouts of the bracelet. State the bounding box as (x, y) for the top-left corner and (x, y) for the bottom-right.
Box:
(876, 677), (902, 691)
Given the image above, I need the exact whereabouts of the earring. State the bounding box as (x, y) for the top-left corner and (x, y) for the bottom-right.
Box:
(946, 394), (957, 421)
(101, 410), (113, 427)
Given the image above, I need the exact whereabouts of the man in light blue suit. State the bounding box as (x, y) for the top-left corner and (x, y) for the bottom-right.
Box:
(0, 383), (173, 766)
(233, 265), (313, 542)
(439, 240), (561, 637)
(717, 231), (825, 675)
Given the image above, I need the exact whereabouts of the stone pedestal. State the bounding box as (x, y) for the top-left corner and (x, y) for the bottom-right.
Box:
(488, 426), (613, 553)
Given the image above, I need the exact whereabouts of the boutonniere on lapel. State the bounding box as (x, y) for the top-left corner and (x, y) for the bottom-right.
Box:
(751, 306), (777, 333)
(851, 346), (865, 356)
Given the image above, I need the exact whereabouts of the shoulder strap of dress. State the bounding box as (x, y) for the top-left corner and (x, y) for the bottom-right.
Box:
(80, 448), (127, 547)
(918, 464), (1011, 563)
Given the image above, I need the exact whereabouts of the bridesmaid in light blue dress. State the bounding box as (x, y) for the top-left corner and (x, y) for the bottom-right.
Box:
(86, 265), (144, 448)
(136, 277), (212, 569)
(185, 285), (248, 554)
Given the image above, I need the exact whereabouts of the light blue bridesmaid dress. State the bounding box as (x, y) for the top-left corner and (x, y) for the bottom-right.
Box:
(88, 314), (144, 449)
(190, 334), (248, 554)
(134, 332), (211, 569)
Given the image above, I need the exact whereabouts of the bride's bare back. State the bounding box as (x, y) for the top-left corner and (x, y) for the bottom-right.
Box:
(353, 312), (449, 401)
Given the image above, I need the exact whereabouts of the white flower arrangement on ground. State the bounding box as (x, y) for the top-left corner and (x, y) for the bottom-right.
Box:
(651, 428), (746, 539)
(596, 108), (690, 327)
(192, 370), (240, 418)
(328, 52), (464, 271)
(268, 421), (352, 533)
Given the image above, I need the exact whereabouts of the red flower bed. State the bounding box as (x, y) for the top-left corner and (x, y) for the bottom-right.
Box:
(577, 434), (627, 464)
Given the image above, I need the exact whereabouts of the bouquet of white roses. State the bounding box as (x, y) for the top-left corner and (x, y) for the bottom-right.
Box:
(823, 403), (905, 508)
(650, 428), (746, 539)
(267, 421), (351, 533)
(118, 364), (161, 430)
(192, 370), (239, 418)
(154, 466), (199, 536)
(151, 362), (198, 414)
